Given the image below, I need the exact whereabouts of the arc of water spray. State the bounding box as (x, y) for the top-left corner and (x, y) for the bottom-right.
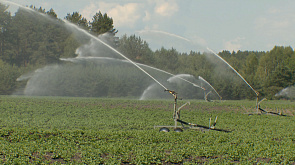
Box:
(198, 76), (222, 100)
(138, 63), (205, 90)
(63, 21), (206, 92)
(206, 47), (259, 96)
(62, 56), (205, 91)
(63, 20), (168, 91)
(137, 29), (191, 42)
(3, 0), (204, 95)
(1, 0), (36, 12)
(5, 0), (205, 97)
(135, 30), (207, 90)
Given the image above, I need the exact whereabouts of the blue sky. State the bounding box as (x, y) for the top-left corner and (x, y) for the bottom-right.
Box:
(2, 0), (295, 53)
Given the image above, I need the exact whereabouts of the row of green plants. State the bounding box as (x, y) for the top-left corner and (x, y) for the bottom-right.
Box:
(0, 96), (294, 164)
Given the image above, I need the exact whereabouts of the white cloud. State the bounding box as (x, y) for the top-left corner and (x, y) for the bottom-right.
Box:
(39, 2), (50, 9)
(81, 2), (142, 28)
(108, 3), (142, 28)
(154, 0), (178, 17)
(80, 0), (180, 30)
(268, 7), (281, 14)
(255, 17), (290, 33)
(190, 35), (207, 48)
(143, 11), (151, 22)
(255, 6), (295, 37)
(224, 37), (245, 52)
(80, 2), (98, 21)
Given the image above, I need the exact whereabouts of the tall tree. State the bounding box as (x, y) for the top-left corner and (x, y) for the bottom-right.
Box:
(65, 12), (89, 29)
(2, 7), (70, 66)
(46, 8), (57, 18)
(89, 11), (118, 50)
(243, 53), (258, 83)
(118, 34), (154, 64)
(90, 11), (116, 35)
(0, 3), (11, 59)
(0, 59), (21, 95)
(154, 47), (179, 72)
(255, 46), (295, 98)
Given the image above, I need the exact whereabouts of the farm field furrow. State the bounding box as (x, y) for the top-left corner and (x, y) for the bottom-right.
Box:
(0, 96), (294, 164)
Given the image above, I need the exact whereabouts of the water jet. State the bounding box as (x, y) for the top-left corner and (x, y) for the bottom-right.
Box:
(5, 2), (233, 133)
(206, 48), (260, 112)
(198, 76), (222, 101)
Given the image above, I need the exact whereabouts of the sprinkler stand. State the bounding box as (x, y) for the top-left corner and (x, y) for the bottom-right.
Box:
(154, 89), (231, 132)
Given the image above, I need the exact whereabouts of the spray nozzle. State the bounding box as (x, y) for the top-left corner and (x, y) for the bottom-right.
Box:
(164, 89), (177, 95)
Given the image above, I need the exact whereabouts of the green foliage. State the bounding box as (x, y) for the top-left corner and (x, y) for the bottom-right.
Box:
(154, 47), (180, 73)
(90, 11), (115, 35)
(65, 12), (89, 30)
(0, 60), (22, 94)
(0, 3), (294, 99)
(0, 6), (71, 67)
(0, 96), (294, 164)
(118, 34), (154, 64)
(256, 46), (295, 98)
(0, 3), (11, 56)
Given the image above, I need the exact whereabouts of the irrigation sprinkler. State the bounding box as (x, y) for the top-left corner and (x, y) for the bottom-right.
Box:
(63, 21), (231, 130)
(247, 98), (288, 116)
(154, 89), (231, 133)
(64, 20), (207, 95)
(199, 76), (222, 101)
(204, 91), (212, 102)
(257, 98), (288, 116)
(206, 48), (260, 111)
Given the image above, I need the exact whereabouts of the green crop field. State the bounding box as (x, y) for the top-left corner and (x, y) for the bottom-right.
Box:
(0, 96), (294, 164)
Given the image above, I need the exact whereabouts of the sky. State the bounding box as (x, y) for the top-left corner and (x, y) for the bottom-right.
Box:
(1, 0), (295, 53)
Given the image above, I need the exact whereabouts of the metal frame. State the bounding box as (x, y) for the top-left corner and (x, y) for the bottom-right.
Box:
(257, 98), (287, 116)
(247, 98), (288, 116)
(154, 90), (231, 132)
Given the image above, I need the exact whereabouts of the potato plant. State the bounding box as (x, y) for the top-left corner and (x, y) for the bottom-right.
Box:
(0, 96), (294, 164)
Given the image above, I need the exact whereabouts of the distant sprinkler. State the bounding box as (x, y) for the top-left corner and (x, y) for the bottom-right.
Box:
(206, 48), (260, 112)
(198, 76), (222, 101)
(206, 48), (259, 97)
(63, 20), (169, 91)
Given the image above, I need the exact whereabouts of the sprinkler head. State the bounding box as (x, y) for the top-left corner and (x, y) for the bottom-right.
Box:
(164, 89), (177, 95)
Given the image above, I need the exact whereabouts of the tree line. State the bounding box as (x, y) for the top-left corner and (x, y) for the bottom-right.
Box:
(0, 3), (294, 100)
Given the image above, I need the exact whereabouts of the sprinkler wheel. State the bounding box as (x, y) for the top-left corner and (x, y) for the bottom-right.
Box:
(174, 128), (183, 132)
(159, 127), (170, 132)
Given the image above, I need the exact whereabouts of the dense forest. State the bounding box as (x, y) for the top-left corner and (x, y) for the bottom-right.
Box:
(0, 3), (294, 100)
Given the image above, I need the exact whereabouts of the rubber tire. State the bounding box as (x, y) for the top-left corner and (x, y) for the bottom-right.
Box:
(159, 127), (170, 132)
(174, 128), (183, 132)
